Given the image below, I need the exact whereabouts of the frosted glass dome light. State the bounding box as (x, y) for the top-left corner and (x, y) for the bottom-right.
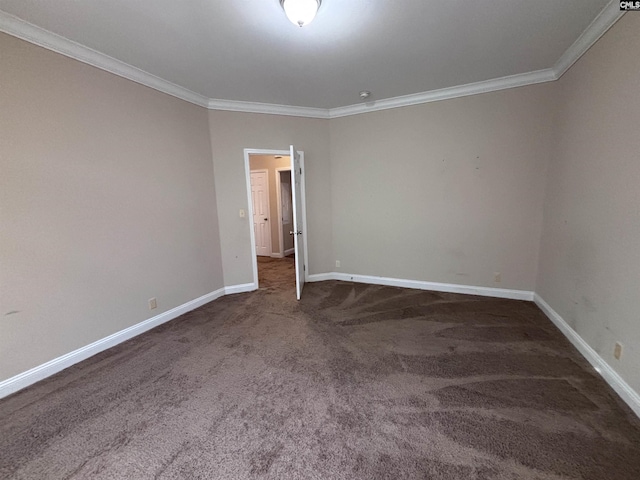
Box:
(281, 0), (321, 27)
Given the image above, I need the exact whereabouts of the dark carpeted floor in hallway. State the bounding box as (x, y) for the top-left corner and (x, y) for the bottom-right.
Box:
(257, 255), (296, 292)
(2, 258), (640, 479)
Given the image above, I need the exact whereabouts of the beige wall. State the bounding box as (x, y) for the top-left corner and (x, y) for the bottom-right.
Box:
(0, 34), (224, 381)
(329, 84), (555, 290)
(249, 155), (292, 255)
(536, 14), (640, 392)
(208, 111), (332, 286)
(209, 86), (554, 292)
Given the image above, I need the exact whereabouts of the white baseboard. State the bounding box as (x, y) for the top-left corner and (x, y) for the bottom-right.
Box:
(224, 282), (257, 295)
(534, 294), (640, 418)
(269, 250), (294, 259)
(304, 273), (639, 418)
(307, 273), (335, 283)
(307, 272), (534, 301)
(5, 278), (637, 421)
(0, 283), (256, 399)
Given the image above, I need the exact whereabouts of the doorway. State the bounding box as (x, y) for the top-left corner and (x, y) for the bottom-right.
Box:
(244, 148), (308, 299)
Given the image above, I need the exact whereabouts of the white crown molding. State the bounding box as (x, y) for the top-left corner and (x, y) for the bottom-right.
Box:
(307, 272), (534, 301)
(0, 10), (209, 108)
(208, 98), (330, 119)
(0, 287), (228, 399)
(553, 0), (625, 79)
(208, 0), (623, 118)
(207, 68), (557, 120)
(328, 69), (557, 119)
(534, 294), (640, 418)
(0, 1), (624, 119)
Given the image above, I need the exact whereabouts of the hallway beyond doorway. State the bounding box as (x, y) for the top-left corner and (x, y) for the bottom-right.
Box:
(257, 256), (295, 291)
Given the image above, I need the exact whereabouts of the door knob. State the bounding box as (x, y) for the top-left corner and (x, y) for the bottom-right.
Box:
(264, 218), (268, 221)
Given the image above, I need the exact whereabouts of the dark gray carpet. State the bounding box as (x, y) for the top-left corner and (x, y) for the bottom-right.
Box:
(2, 257), (640, 479)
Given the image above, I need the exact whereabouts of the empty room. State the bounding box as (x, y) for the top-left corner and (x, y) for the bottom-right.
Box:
(1, 1), (639, 478)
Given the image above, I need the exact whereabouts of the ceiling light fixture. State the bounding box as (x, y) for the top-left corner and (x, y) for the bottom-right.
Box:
(280, 0), (321, 27)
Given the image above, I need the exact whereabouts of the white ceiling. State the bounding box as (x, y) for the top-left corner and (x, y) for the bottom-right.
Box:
(0, 0), (614, 110)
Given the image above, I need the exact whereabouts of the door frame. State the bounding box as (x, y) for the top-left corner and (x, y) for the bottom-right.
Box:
(243, 148), (309, 289)
(275, 167), (293, 258)
(249, 168), (272, 257)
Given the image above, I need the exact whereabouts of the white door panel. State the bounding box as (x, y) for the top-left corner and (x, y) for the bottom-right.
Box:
(290, 146), (305, 300)
(250, 170), (271, 257)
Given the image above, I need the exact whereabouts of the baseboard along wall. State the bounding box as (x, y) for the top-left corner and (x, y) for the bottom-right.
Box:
(224, 283), (257, 296)
(308, 272), (640, 417)
(307, 272), (534, 300)
(0, 283), (258, 399)
(2, 273), (638, 420)
(533, 294), (640, 418)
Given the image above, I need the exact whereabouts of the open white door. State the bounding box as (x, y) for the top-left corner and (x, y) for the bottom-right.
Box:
(290, 145), (305, 300)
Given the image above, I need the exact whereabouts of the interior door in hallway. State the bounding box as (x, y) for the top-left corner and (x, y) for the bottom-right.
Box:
(290, 145), (305, 300)
(250, 170), (271, 257)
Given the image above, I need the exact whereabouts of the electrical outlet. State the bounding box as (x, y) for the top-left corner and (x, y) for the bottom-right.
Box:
(239, 209), (246, 218)
(494, 272), (501, 283)
(148, 298), (157, 310)
(614, 342), (623, 360)
(336, 260), (341, 268)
